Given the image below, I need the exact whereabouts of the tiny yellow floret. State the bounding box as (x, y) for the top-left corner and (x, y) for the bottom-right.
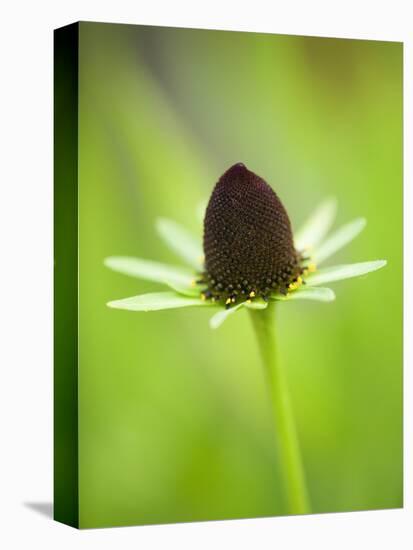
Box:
(201, 293), (206, 301)
(303, 262), (317, 278)
(288, 275), (304, 292)
(249, 291), (256, 298)
(226, 297), (231, 305)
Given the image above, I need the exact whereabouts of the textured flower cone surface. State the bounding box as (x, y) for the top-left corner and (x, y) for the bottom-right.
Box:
(202, 163), (301, 305)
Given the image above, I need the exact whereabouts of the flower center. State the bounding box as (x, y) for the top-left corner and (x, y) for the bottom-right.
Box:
(201, 163), (302, 306)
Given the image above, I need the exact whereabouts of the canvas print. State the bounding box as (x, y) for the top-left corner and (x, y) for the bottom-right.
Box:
(54, 22), (403, 528)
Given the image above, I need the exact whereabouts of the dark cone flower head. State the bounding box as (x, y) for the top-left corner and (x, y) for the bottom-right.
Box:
(202, 163), (301, 306)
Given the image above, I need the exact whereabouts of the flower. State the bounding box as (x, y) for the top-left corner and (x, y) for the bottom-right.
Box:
(105, 163), (386, 329)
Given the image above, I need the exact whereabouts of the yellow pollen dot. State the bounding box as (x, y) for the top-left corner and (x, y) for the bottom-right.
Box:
(231, 297), (236, 303)
(201, 293), (206, 301)
(226, 298), (231, 305)
(308, 262), (317, 273)
(246, 299), (252, 304)
(249, 291), (256, 298)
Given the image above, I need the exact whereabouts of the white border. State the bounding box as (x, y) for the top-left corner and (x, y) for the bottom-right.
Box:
(0, 1), (410, 548)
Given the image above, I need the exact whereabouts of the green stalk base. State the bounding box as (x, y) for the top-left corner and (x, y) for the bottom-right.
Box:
(249, 303), (310, 515)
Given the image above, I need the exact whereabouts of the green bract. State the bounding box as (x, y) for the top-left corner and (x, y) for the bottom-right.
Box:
(105, 197), (386, 329)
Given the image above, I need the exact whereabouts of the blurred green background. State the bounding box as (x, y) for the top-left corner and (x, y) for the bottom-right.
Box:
(77, 22), (402, 527)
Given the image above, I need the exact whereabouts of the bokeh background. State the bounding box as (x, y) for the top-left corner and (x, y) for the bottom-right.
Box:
(77, 22), (402, 528)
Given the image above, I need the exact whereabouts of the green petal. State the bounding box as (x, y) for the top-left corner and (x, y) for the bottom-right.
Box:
(314, 218), (366, 264)
(210, 299), (268, 329)
(164, 280), (203, 297)
(107, 291), (212, 311)
(274, 287), (336, 302)
(244, 299), (268, 310)
(104, 256), (193, 286)
(209, 303), (244, 329)
(306, 260), (387, 286)
(294, 198), (337, 252)
(156, 217), (203, 269)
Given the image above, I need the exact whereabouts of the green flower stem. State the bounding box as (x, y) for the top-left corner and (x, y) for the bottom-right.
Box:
(249, 303), (310, 514)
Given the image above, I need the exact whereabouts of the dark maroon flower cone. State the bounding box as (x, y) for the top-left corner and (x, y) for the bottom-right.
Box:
(202, 163), (301, 305)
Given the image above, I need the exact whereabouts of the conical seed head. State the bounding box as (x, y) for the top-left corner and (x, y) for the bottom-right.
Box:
(203, 163), (300, 301)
